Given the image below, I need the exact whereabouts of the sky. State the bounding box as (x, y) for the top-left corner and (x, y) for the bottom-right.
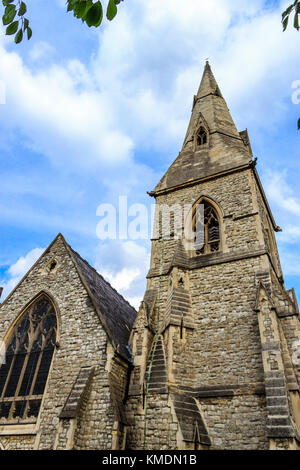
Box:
(0, 0), (299, 310)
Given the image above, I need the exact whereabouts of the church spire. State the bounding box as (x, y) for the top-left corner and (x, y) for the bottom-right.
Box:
(182, 61), (241, 150)
(196, 60), (223, 99)
(152, 61), (252, 195)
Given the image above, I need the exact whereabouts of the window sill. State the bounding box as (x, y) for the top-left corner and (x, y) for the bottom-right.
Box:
(0, 423), (37, 435)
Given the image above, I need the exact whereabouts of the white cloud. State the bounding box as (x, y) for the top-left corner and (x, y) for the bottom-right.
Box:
(0, 248), (44, 301)
(1, 0), (298, 173)
(29, 41), (55, 62)
(92, 0), (300, 150)
(0, 46), (134, 169)
(102, 267), (141, 291)
(123, 296), (142, 311)
(8, 247), (44, 277)
(95, 240), (150, 310)
(265, 170), (300, 217)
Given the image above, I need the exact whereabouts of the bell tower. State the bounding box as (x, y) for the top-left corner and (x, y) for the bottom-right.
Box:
(125, 62), (300, 450)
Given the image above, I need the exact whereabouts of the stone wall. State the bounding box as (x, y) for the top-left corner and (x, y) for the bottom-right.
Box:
(199, 395), (268, 450)
(0, 435), (34, 450)
(126, 393), (179, 450)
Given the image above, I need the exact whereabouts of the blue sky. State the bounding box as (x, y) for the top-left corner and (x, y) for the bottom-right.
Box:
(0, 0), (299, 309)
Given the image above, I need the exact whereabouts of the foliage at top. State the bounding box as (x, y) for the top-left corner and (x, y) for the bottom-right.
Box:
(1, 0), (123, 44)
(282, 0), (300, 31)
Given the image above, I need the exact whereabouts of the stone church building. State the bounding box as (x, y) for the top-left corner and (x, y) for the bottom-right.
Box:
(1, 62), (300, 450)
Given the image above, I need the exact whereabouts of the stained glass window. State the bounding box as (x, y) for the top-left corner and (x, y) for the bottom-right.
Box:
(0, 295), (56, 423)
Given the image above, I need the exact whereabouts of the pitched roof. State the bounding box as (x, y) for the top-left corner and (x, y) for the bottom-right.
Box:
(67, 243), (137, 362)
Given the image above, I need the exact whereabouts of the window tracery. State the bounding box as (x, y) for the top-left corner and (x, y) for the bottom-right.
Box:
(196, 126), (208, 147)
(0, 294), (56, 423)
(193, 200), (220, 255)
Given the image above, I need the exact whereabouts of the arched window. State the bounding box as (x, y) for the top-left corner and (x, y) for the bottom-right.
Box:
(193, 200), (220, 255)
(0, 294), (57, 423)
(196, 127), (208, 147)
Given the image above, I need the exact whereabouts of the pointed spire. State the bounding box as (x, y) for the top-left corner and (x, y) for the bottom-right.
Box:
(196, 61), (223, 99)
(152, 61), (252, 195)
(182, 61), (241, 150)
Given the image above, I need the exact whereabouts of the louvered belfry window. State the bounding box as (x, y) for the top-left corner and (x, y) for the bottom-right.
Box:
(0, 295), (56, 423)
(193, 200), (220, 255)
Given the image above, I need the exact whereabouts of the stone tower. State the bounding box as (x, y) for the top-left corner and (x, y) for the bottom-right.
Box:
(125, 62), (300, 450)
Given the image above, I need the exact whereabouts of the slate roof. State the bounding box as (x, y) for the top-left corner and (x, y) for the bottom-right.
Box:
(67, 244), (137, 362)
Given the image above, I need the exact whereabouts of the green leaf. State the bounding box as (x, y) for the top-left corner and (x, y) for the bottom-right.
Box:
(74, 0), (93, 20)
(6, 20), (18, 35)
(23, 17), (29, 29)
(82, 0), (93, 20)
(15, 27), (23, 43)
(282, 16), (289, 31)
(18, 1), (27, 16)
(282, 4), (294, 18)
(298, 118), (300, 130)
(294, 12), (299, 29)
(85, 1), (103, 27)
(26, 25), (32, 39)
(94, 2), (103, 26)
(107, 0), (117, 21)
(2, 4), (16, 25)
(74, 1), (87, 18)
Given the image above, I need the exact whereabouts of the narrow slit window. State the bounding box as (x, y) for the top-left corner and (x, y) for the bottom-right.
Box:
(180, 316), (184, 340)
(0, 295), (57, 424)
